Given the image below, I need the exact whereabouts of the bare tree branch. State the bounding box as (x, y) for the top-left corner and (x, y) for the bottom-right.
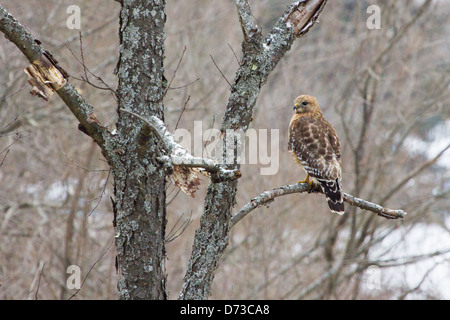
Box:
(343, 192), (406, 220)
(0, 5), (111, 150)
(230, 183), (407, 228)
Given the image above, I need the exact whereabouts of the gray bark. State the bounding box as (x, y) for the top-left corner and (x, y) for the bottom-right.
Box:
(110, 0), (168, 300)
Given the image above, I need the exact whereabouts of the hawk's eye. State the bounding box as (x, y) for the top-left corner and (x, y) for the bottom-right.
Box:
(302, 101), (308, 106)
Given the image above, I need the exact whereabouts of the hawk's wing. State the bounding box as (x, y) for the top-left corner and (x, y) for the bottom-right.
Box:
(288, 115), (342, 181)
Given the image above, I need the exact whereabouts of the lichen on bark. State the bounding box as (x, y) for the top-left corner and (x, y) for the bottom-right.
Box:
(112, 0), (168, 300)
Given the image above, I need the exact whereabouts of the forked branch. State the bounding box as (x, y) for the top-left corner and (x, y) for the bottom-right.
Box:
(180, 0), (330, 300)
(119, 108), (241, 181)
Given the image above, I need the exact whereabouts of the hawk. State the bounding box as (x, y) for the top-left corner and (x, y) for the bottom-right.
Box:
(288, 95), (344, 215)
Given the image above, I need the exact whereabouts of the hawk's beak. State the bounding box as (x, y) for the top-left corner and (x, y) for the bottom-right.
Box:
(293, 105), (297, 111)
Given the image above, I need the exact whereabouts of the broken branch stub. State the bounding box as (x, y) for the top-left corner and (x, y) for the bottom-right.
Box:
(287, 0), (327, 37)
(24, 52), (68, 101)
(170, 166), (201, 198)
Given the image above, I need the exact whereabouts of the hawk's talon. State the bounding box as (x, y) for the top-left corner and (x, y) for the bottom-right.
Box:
(298, 174), (313, 187)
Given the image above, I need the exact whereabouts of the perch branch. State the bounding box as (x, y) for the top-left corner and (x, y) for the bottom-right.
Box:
(230, 183), (406, 227)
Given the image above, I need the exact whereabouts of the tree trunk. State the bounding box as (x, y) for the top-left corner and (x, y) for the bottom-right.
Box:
(111, 0), (167, 300)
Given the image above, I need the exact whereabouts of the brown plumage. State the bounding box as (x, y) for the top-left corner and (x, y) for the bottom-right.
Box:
(288, 95), (344, 215)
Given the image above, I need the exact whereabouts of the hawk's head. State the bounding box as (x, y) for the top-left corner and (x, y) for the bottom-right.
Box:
(293, 95), (320, 114)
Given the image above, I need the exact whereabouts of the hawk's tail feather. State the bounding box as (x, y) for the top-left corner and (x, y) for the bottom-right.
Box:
(319, 179), (344, 215)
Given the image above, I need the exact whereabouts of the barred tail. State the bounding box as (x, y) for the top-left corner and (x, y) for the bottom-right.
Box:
(319, 179), (344, 215)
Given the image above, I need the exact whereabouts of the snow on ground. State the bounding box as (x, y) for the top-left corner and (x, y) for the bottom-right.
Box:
(404, 120), (450, 169)
(367, 218), (450, 299)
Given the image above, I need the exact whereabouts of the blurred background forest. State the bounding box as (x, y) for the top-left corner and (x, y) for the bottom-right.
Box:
(0, 0), (449, 299)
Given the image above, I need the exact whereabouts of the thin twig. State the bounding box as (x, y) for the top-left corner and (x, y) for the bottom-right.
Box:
(0, 115), (19, 134)
(84, 169), (111, 221)
(64, 37), (116, 94)
(245, 238), (325, 299)
(163, 45), (187, 97)
(294, 260), (344, 299)
(0, 149), (9, 167)
(398, 262), (439, 300)
(166, 187), (182, 207)
(0, 84), (28, 101)
(52, 15), (117, 51)
(379, 143), (450, 204)
(203, 115), (216, 150)
(58, 146), (109, 172)
(0, 133), (21, 154)
(227, 43), (241, 65)
(367, 248), (450, 269)
(210, 55), (232, 87)
(78, 32), (89, 85)
(167, 77), (200, 91)
(67, 237), (114, 300)
(34, 261), (45, 300)
(367, 0), (432, 75)
(175, 95), (190, 130)
(166, 211), (193, 243)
